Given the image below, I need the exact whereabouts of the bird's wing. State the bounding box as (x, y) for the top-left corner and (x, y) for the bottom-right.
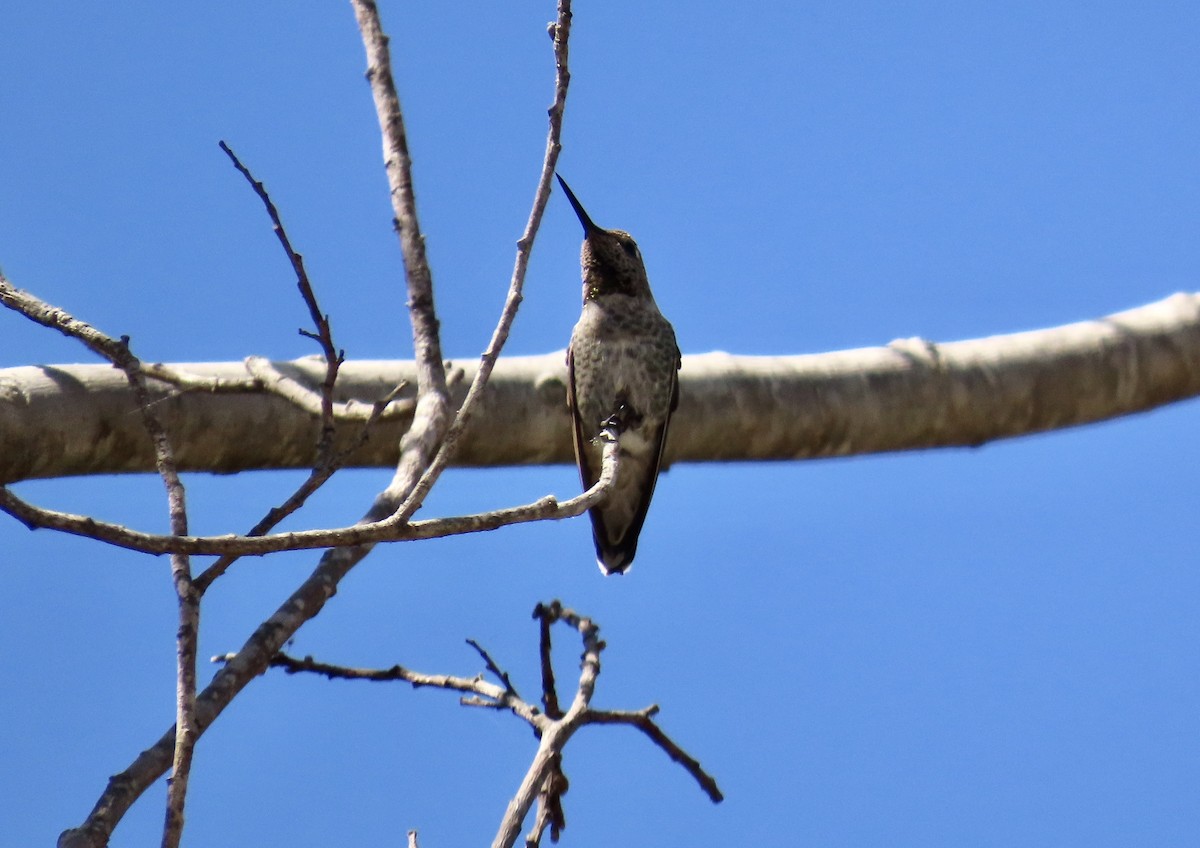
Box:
(671, 343), (681, 413)
(602, 351), (679, 568)
(567, 343), (631, 572)
(566, 344), (600, 495)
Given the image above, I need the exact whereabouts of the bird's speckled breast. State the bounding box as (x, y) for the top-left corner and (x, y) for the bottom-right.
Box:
(569, 295), (678, 439)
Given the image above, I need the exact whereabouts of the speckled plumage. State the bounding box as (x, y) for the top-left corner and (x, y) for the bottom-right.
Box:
(558, 175), (680, 575)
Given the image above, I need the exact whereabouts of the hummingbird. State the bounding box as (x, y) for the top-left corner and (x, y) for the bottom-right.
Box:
(558, 174), (681, 575)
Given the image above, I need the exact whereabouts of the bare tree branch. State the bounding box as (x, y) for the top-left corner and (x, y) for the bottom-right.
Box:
(192, 146), (409, 594)
(491, 603), (599, 848)
(527, 752), (568, 847)
(219, 137), (374, 464)
(492, 602), (724, 848)
(227, 599), (719, 848)
(0, 429), (623, 555)
(537, 606), (564, 720)
(137, 357), (415, 422)
(350, 0), (451, 514)
(6, 292), (1200, 484)
(585, 708), (724, 804)
(221, 648), (543, 724)
(466, 638), (523, 701)
(243, 354), (414, 420)
(138, 361), (266, 393)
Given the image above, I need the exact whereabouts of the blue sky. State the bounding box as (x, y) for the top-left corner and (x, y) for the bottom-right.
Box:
(2, 2), (1198, 845)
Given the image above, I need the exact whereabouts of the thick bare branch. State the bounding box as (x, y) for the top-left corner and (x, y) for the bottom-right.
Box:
(5, 293), (1199, 484)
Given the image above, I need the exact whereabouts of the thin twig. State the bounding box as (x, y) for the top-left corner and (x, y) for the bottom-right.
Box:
(217, 143), (337, 358)
(140, 358), (413, 423)
(218, 140), (344, 458)
(141, 359), (414, 423)
(0, 426), (622, 556)
(219, 649), (542, 725)
(243, 355), (414, 421)
(535, 605), (563, 720)
(140, 379), (192, 848)
(190, 376), (410, 593)
(466, 639), (522, 700)
(139, 362), (266, 393)
(586, 709), (724, 803)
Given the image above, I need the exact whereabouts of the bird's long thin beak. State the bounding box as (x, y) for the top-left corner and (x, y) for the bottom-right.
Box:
(556, 174), (598, 234)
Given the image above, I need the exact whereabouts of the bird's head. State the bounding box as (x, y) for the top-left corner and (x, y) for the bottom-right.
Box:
(557, 174), (651, 300)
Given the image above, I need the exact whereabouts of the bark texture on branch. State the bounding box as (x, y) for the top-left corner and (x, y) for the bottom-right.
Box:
(3, 292), (1199, 483)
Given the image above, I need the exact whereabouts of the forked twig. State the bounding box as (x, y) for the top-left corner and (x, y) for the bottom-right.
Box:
(467, 639), (522, 700)
(232, 600), (721, 848)
(218, 139), (342, 455)
(192, 145), (409, 593)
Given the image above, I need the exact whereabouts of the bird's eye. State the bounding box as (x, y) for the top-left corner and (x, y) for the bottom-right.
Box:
(621, 240), (638, 257)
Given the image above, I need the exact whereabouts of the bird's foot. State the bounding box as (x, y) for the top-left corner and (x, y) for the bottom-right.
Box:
(602, 402), (642, 435)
